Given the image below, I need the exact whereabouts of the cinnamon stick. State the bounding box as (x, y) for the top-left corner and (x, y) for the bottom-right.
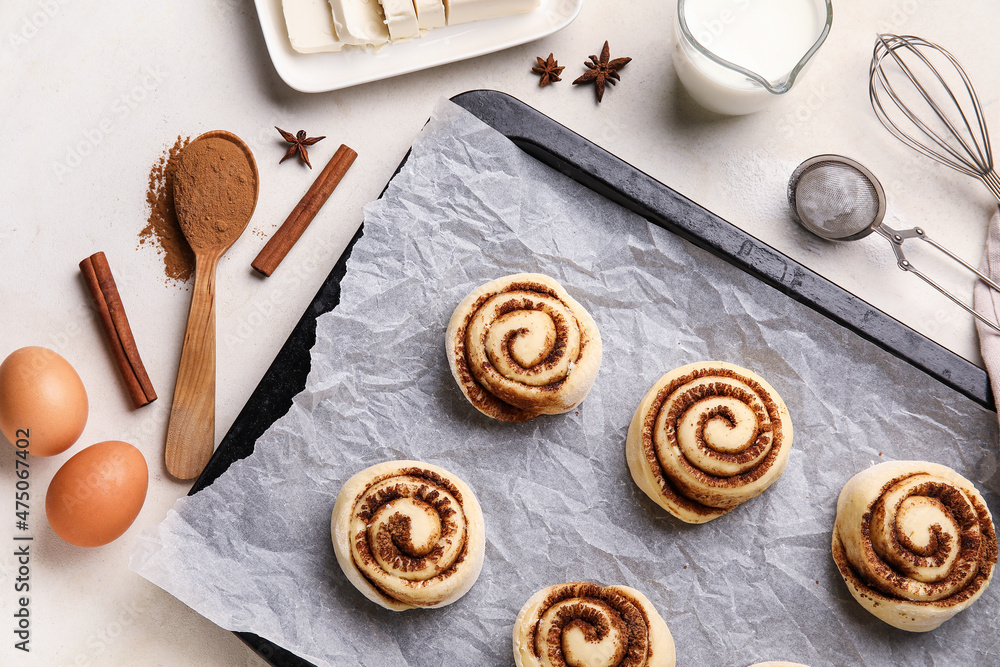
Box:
(252, 144), (358, 277)
(79, 252), (157, 408)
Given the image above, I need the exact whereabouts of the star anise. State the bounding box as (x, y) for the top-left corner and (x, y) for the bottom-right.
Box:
(275, 126), (326, 168)
(531, 53), (565, 87)
(573, 41), (632, 103)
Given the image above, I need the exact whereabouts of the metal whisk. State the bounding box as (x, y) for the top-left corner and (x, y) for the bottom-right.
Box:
(870, 34), (1000, 202)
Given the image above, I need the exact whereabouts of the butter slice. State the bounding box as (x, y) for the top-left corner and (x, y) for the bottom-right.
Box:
(379, 0), (419, 40)
(414, 0), (446, 29)
(281, 0), (344, 53)
(329, 0), (390, 46)
(444, 0), (539, 25)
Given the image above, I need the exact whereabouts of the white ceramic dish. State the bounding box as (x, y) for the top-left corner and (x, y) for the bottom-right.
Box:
(254, 0), (584, 93)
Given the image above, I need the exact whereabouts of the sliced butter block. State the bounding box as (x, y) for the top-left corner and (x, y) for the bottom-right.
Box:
(444, 0), (539, 26)
(281, 0), (344, 53)
(379, 0), (419, 40)
(414, 0), (446, 29)
(330, 0), (390, 46)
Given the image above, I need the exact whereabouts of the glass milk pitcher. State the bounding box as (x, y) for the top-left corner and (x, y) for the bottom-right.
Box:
(673, 0), (834, 115)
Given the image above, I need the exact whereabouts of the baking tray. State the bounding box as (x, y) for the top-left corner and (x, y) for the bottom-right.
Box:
(189, 89), (994, 666)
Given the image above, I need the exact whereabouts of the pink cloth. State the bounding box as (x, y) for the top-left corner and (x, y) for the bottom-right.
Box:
(974, 206), (1000, 409)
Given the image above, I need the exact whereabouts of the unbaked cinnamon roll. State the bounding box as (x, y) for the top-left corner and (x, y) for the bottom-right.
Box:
(626, 361), (793, 523)
(446, 273), (602, 422)
(832, 460), (998, 631)
(512, 582), (675, 667)
(330, 460), (486, 611)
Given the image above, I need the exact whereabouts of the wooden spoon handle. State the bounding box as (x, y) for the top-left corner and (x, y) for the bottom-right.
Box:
(165, 252), (221, 480)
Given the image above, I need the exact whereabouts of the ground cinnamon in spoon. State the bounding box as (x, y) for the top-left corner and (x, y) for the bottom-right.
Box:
(172, 136), (256, 249)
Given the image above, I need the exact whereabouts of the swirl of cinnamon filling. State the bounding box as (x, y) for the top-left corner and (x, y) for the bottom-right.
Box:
(512, 582), (675, 667)
(625, 361), (793, 523)
(446, 273), (602, 422)
(832, 460), (998, 631)
(331, 460), (485, 611)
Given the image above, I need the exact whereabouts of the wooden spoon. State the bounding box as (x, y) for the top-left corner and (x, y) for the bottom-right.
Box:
(165, 130), (259, 480)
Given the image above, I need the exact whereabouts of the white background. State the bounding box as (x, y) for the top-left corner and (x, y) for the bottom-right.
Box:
(1, 1), (998, 665)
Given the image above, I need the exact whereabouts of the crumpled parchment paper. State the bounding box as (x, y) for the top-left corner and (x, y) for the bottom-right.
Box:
(130, 100), (1000, 667)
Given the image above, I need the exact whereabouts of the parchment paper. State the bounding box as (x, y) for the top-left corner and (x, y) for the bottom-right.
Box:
(130, 100), (1000, 667)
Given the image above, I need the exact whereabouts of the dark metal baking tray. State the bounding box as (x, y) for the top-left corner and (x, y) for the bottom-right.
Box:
(188, 89), (993, 667)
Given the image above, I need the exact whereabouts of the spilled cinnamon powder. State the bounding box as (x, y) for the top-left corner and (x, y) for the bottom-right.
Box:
(138, 136), (195, 284)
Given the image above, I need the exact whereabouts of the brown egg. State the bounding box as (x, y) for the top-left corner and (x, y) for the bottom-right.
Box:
(45, 441), (148, 547)
(0, 347), (88, 457)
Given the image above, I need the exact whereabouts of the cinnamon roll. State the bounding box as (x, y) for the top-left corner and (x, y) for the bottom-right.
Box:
(446, 273), (602, 422)
(832, 460), (998, 631)
(330, 460), (486, 611)
(512, 582), (675, 667)
(626, 361), (793, 523)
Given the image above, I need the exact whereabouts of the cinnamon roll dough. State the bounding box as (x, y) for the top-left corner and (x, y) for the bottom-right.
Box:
(513, 582), (675, 667)
(446, 273), (602, 422)
(331, 460), (486, 611)
(626, 361), (793, 523)
(832, 460), (997, 632)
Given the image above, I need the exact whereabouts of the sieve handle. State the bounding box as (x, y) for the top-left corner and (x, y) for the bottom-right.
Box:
(876, 224), (1000, 333)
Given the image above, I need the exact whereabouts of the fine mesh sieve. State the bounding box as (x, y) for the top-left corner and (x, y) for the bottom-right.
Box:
(788, 157), (885, 241)
(788, 154), (1000, 333)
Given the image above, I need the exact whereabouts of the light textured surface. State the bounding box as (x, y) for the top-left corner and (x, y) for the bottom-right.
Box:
(2, 1), (1000, 666)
